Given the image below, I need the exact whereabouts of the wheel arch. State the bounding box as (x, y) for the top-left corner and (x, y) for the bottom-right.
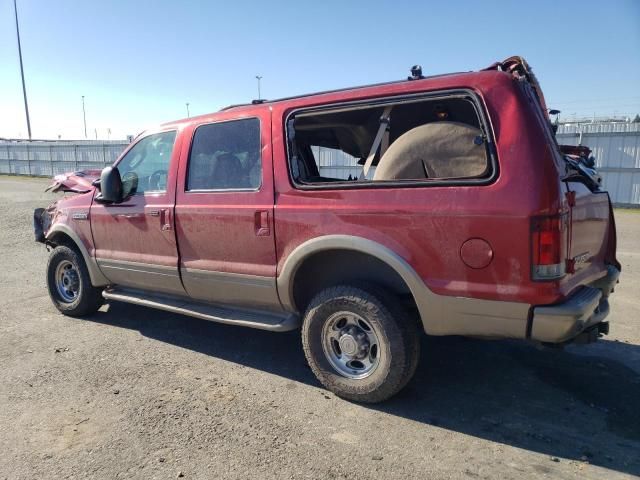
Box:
(277, 235), (434, 328)
(46, 224), (110, 286)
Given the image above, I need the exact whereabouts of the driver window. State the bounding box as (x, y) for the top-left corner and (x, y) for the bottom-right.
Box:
(117, 131), (177, 195)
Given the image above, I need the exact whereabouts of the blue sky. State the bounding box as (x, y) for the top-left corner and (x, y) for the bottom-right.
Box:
(1, 0), (639, 139)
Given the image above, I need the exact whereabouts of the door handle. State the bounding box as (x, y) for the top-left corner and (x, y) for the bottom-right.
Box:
(160, 209), (172, 231)
(146, 209), (171, 230)
(254, 210), (270, 236)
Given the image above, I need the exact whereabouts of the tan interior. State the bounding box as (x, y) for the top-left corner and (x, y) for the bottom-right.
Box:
(373, 121), (488, 181)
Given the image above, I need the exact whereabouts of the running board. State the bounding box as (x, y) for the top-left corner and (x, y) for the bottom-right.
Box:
(102, 287), (300, 332)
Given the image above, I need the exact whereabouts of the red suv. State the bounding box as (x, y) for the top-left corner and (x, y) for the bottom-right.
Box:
(35, 57), (620, 402)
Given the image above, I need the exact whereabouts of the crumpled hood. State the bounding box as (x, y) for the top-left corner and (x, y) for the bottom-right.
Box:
(45, 169), (102, 193)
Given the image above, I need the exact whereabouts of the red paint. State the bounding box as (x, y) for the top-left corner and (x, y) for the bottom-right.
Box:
(43, 58), (618, 309)
(173, 108), (276, 278)
(460, 239), (493, 269)
(90, 126), (183, 269)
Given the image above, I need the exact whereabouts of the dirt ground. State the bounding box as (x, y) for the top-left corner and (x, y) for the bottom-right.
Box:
(0, 175), (638, 480)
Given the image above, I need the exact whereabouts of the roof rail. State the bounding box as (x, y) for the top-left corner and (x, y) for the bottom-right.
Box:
(218, 71), (462, 112)
(219, 98), (268, 111)
(219, 103), (252, 111)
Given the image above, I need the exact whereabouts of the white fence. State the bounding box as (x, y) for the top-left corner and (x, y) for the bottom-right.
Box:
(556, 123), (640, 206)
(0, 140), (128, 177)
(2, 122), (639, 206)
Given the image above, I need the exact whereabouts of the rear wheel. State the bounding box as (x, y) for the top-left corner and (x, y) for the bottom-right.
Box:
(302, 285), (420, 403)
(46, 246), (103, 316)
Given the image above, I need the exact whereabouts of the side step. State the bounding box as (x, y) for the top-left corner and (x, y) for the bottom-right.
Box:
(102, 287), (300, 332)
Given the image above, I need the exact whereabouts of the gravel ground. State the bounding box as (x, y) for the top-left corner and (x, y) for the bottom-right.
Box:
(0, 175), (639, 480)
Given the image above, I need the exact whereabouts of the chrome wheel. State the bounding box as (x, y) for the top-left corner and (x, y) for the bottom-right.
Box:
(55, 260), (80, 303)
(321, 311), (381, 379)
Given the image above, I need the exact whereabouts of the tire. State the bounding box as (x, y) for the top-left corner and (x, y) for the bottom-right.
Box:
(301, 285), (420, 403)
(46, 245), (103, 317)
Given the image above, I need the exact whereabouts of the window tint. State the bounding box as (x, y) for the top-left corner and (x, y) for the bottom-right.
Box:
(187, 118), (261, 191)
(117, 131), (176, 195)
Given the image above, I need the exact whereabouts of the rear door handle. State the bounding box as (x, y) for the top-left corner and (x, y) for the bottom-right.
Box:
(160, 209), (172, 231)
(254, 210), (270, 236)
(147, 210), (161, 217)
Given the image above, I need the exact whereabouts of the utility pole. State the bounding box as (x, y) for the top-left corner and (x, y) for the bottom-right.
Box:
(255, 75), (262, 100)
(186, 102), (190, 118)
(13, 0), (32, 140)
(82, 96), (87, 138)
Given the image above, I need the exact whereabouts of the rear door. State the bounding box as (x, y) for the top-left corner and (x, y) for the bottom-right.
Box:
(520, 76), (617, 292)
(563, 180), (614, 284)
(174, 112), (280, 309)
(90, 129), (185, 295)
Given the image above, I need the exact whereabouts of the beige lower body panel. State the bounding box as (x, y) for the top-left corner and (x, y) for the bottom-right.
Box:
(416, 293), (531, 339)
(181, 268), (282, 311)
(97, 259), (185, 295)
(278, 234), (533, 339)
(95, 235), (535, 339)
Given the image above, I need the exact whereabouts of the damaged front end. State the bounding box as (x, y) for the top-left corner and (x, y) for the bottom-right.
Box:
(34, 169), (100, 243)
(45, 169), (101, 194)
(33, 206), (53, 243)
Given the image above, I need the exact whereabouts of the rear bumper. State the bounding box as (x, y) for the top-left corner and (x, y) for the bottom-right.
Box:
(530, 265), (620, 343)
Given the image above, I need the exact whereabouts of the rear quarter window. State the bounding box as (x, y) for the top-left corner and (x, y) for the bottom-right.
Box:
(286, 91), (495, 189)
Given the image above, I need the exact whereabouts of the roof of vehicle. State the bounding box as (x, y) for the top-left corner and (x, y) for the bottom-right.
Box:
(167, 72), (471, 124)
(159, 57), (533, 130)
(218, 71), (466, 112)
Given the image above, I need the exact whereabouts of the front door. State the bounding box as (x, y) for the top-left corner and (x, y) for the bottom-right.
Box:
(91, 129), (185, 295)
(174, 113), (279, 310)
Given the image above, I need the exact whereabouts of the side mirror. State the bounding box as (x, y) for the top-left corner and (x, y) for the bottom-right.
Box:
(95, 166), (123, 203)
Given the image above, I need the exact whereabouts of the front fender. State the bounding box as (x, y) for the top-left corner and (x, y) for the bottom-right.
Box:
(46, 223), (110, 287)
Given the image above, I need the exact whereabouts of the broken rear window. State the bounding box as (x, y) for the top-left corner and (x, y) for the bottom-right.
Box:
(286, 93), (494, 187)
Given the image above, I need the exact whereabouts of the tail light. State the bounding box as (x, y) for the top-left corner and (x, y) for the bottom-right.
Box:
(531, 214), (567, 280)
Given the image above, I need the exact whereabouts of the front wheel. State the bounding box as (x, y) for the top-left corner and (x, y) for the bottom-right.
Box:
(301, 285), (420, 403)
(46, 245), (103, 316)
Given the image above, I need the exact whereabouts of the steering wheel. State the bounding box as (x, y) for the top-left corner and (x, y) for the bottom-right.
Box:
(149, 169), (168, 191)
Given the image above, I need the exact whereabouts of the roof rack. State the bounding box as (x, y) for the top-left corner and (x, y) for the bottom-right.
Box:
(219, 98), (268, 111)
(218, 70), (462, 112)
(219, 103), (252, 111)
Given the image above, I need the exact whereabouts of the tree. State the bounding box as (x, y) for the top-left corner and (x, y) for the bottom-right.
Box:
(632, 114), (640, 123)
